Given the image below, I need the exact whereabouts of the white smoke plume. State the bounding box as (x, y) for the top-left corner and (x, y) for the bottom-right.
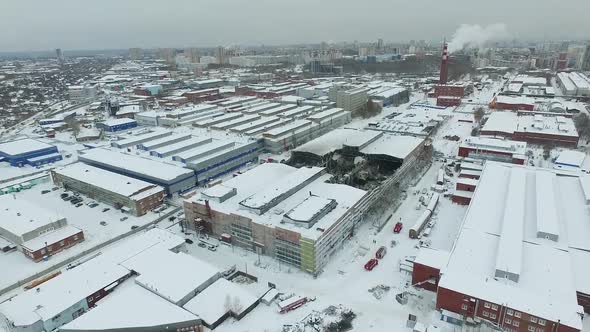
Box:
(447, 23), (510, 53)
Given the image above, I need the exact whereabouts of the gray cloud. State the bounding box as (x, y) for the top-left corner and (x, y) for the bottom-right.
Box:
(0, 0), (588, 51)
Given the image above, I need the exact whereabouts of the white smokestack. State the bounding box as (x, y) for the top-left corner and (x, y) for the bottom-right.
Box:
(447, 23), (510, 53)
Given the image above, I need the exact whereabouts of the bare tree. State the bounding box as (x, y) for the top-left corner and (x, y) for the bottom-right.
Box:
(574, 113), (590, 143)
(474, 106), (486, 124)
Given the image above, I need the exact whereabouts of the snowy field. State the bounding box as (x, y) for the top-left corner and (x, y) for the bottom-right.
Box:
(0, 181), (173, 292)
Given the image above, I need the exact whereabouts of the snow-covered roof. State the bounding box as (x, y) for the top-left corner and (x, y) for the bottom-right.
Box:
(79, 148), (194, 182)
(0, 138), (54, 156)
(60, 283), (200, 331)
(191, 163), (366, 240)
(482, 112), (578, 138)
(54, 163), (163, 198)
(22, 225), (82, 252)
(359, 134), (424, 160)
(460, 137), (527, 156)
(294, 128), (382, 157)
(0, 259), (130, 326)
(182, 278), (258, 326)
(120, 246), (220, 305)
(439, 162), (588, 330)
(0, 195), (64, 237)
(413, 247), (450, 270)
(554, 150), (586, 168)
(111, 130), (171, 148)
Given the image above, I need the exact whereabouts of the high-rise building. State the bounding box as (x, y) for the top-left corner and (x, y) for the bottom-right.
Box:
(377, 38), (384, 51)
(55, 48), (64, 66)
(581, 45), (590, 70)
(216, 46), (227, 65)
(129, 48), (143, 60)
(185, 48), (200, 63)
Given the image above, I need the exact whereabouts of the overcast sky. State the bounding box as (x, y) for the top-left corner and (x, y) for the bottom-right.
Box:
(1, 0), (589, 51)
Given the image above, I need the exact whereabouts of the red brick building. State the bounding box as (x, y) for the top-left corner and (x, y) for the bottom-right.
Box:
(22, 226), (85, 262)
(183, 88), (221, 103)
(489, 95), (535, 112)
(458, 137), (527, 165)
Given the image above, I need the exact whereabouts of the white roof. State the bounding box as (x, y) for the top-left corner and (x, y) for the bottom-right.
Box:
(54, 163), (162, 198)
(192, 163), (366, 240)
(120, 246), (220, 304)
(439, 162), (587, 330)
(182, 278), (258, 326)
(284, 196), (335, 222)
(0, 138), (54, 156)
(22, 225), (82, 252)
(414, 247), (450, 270)
(460, 137), (527, 156)
(555, 150), (586, 168)
(79, 148), (194, 182)
(60, 283), (199, 331)
(100, 118), (136, 126)
(360, 134), (424, 160)
(482, 112), (578, 138)
(294, 128), (382, 157)
(0, 259), (130, 326)
(112, 130), (171, 148)
(0, 195), (64, 237)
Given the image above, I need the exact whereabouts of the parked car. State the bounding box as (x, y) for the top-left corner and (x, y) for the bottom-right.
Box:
(41, 190), (51, 194)
(60, 193), (69, 198)
(75, 203), (83, 208)
(394, 222), (403, 234)
(131, 225), (139, 230)
(99, 221), (107, 226)
(376, 246), (387, 259)
(168, 216), (176, 221)
(102, 208), (110, 213)
(63, 196), (74, 201)
(185, 239), (194, 244)
(364, 258), (379, 271)
(198, 242), (207, 248)
(208, 245), (217, 252)
(89, 203), (99, 208)
(120, 217), (128, 222)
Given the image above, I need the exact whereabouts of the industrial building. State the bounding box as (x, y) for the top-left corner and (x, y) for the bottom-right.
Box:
(557, 72), (590, 96)
(368, 86), (410, 107)
(480, 111), (579, 148)
(184, 164), (368, 275)
(51, 163), (165, 216)
(412, 162), (590, 332)
(97, 118), (138, 132)
(432, 43), (465, 107)
(489, 95), (536, 112)
(0, 138), (62, 167)
(458, 137), (527, 164)
(110, 130), (172, 149)
(367, 106), (445, 137)
(0, 196), (84, 261)
(78, 148), (196, 194)
(333, 86), (369, 115)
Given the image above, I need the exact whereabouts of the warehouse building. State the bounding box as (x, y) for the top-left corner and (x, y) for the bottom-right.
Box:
(97, 118), (138, 132)
(149, 137), (212, 158)
(489, 95), (536, 112)
(369, 86), (410, 107)
(458, 137), (527, 164)
(110, 130), (172, 149)
(0, 196), (84, 261)
(481, 111), (579, 148)
(413, 162), (590, 332)
(557, 72), (590, 96)
(51, 163), (165, 216)
(78, 148), (196, 194)
(0, 138), (62, 167)
(184, 163), (367, 275)
(334, 86), (369, 115)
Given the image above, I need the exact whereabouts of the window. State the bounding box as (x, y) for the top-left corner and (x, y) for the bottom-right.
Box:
(538, 319), (545, 326)
(536, 328), (544, 332)
(74, 234), (78, 240)
(491, 304), (498, 311)
(528, 326), (535, 332)
(484, 302), (491, 309)
(41, 249), (46, 255)
(515, 311), (522, 318)
(530, 317), (538, 323)
(513, 321), (520, 327)
(483, 311), (490, 317)
(490, 313), (496, 320)
(505, 318), (512, 324)
(60, 240), (65, 246)
(88, 296), (93, 302)
(461, 304), (468, 310)
(506, 309), (514, 316)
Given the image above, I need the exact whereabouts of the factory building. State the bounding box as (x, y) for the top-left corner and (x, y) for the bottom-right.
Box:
(0, 138), (62, 167)
(413, 162), (590, 332)
(0, 196), (84, 261)
(369, 86), (410, 107)
(184, 164), (367, 275)
(489, 95), (536, 112)
(458, 137), (527, 165)
(51, 163), (165, 216)
(557, 72), (590, 96)
(333, 86), (369, 115)
(78, 148), (196, 194)
(110, 130), (172, 149)
(97, 118), (138, 132)
(480, 111), (579, 148)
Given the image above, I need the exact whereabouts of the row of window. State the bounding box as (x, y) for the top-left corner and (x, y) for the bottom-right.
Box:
(461, 302), (547, 329)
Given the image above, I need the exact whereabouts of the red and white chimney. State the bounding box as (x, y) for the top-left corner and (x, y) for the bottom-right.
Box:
(439, 43), (449, 84)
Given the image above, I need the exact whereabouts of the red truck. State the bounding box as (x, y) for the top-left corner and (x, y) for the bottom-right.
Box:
(364, 258), (379, 271)
(376, 246), (387, 259)
(394, 222), (403, 234)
